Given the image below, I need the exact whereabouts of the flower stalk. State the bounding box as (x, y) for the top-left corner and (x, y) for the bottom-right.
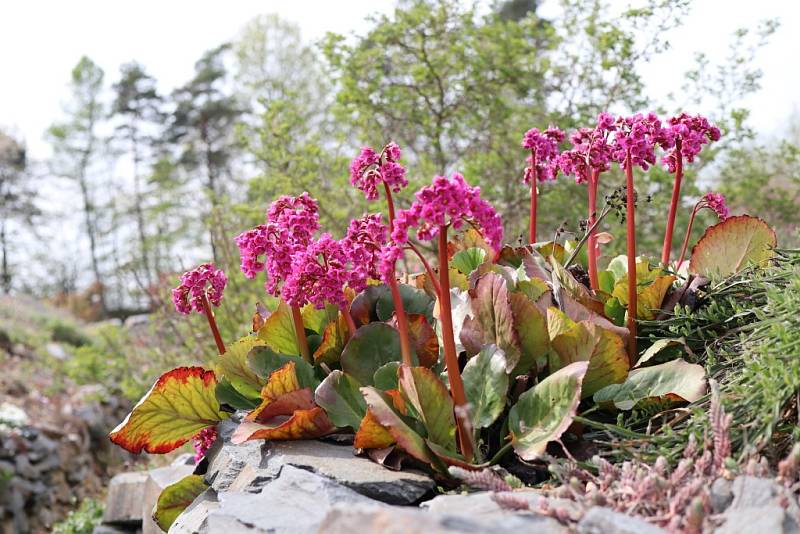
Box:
(201, 293), (226, 354)
(528, 149), (538, 243)
(586, 168), (600, 290)
(661, 141), (683, 265)
(624, 151), (638, 364)
(438, 225), (474, 462)
(290, 305), (313, 363)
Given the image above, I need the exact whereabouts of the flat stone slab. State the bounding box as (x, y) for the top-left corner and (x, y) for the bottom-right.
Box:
(102, 471), (149, 527)
(176, 465), (385, 533)
(577, 507), (666, 534)
(264, 440), (435, 505)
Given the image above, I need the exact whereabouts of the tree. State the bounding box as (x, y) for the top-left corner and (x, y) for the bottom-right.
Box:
(110, 62), (164, 287)
(168, 45), (243, 262)
(48, 56), (108, 312)
(0, 131), (38, 293)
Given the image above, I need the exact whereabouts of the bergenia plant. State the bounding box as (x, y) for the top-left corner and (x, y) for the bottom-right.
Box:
(610, 113), (673, 362)
(521, 126), (564, 244)
(677, 192), (729, 266)
(381, 172), (503, 461)
(661, 114), (721, 265)
(172, 262), (228, 354)
(558, 113), (615, 290)
(235, 193), (320, 362)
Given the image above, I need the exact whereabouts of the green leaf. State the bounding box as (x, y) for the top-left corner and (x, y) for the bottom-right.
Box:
(451, 247), (487, 274)
(598, 270), (616, 294)
(215, 378), (259, 410)
(516, 278), (550, 302)
(593, 359), (706, 410)
(350, 286), (383, 327)
(508, 362), (588, 461)
(153, 474), (208, 531)
(257, 300), (300, 355)
(109, 367), (227, 454)
(314, 371), (367, 430)
(637, 338), (689, 367)
(247, 347), (317, 389)
(398, 365), (457, 451)
(604, 297), (626, 327)
(340, 323), (402, 386)
(373, 361), (401, 390)
(376, 284), (434, 323)
(313, 313), (348, 365)
(301, 303), (339, 334)
(462, 345), (509, 429)
(690, 215), (777, 278)
(216, 335), (266, 399)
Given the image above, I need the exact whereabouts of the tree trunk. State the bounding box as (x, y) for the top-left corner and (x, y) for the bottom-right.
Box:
(0, 220), (10, 294)
(130, 118), (151, 287)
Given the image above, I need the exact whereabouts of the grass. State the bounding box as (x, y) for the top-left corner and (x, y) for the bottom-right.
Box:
(51, 498), (104, 534)
(583, 249), (800, 464)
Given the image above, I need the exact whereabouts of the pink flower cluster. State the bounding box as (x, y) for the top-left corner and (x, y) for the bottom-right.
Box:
(663, 113), (722, 172)
(193, 426), (217, 463)
(349, 142), (408, 201)
(609, 112), (674, 171)
(380, 173), (503, 280)
(282, 215), (388, 309)
(171, 263), (227, 315)
(521, 126), (565, 184)
(558, 113), (616, 184)
(700, 192), (729, 220)
(235, 193), (319, 295)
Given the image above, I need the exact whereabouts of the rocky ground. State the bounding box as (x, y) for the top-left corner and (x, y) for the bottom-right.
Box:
(96, 417), (800, 534)
(0, 297), (139, 533)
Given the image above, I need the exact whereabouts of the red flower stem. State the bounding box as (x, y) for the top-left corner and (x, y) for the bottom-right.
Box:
(382, 182), (414, 367)
(661, 143), (683, 265)
(528, 149), (538, 243)
(407, 242), (442, 295)
(340, 303), (358, 339)
(438, 225), (474, 462)
(677, 204), (701, 267)
(586, 168), (600, 290)
(624, 153), (638, 365)
(201, 293), (226, 355)
(290, 305), (313, 364)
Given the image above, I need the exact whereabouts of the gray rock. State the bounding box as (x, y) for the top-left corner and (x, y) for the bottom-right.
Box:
(204, 438), (266, 492)
(93, 526), (140, 534)
(141, 464), (196, 534)
(168, 499), (220, 534)
(102, 471), (149, 527)
(322, 504), (569, 534)
(264, 440), (434, 505)
(180, 465), (384, 533)
(577, 507), (666, 534)
(717, 505), (800, 534)
(44, 342), (69, 360)
(710, 477), (734, 513)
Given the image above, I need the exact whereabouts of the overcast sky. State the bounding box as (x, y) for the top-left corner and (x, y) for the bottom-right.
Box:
(0, 0), (798, 159)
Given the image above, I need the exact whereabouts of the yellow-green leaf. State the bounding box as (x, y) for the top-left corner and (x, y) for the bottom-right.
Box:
(690, 215), (776, 278)
(215, 335), (266, 399)
(109, 367), (226, 454)
(257, 300), (300, 355)
(153, 474), (208, 531)
(593, 359), (706, 410)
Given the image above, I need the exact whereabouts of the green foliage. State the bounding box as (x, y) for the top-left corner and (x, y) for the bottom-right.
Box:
(49, 320), (91, 347)
(154, 475), (209, 531)
(52, 498), (103, 534)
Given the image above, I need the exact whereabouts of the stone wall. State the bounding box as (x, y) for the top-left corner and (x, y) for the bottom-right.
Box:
(96, 418), (800, 534)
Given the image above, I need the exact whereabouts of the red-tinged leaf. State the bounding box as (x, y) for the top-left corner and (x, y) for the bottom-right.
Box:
(550, 258), (605, 315)
(389, 313), (439, 367)
(249, 389), (315, 424)
(361, 387), (444, 471)
(231, 407), (334, 443)
(461, 272), (521, 367)
(313, 313), (348, 365)
(508, 292), (549, 376)
(353, 409), (395, 449)
(109, 367), (226, 454)
(246, 361), (301, 422)
(398, 366), (457, 451)
(385, 389), (409, 416)
(690, 215), (777, 278)
(508, 362), (588, 461)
